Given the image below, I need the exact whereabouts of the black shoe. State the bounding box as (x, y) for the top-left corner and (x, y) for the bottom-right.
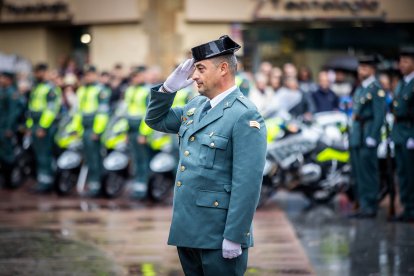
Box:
(347, 211), (377, 219)
(30, 184), (53, 194)
(389, 213), (414, 223)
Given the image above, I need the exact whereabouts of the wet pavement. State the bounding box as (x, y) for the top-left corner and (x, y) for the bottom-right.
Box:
(0, 186), (313, 276)
(273, 191), (414, 276)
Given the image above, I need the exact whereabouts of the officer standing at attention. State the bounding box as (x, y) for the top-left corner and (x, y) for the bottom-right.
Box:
(77, 65), (111, 196)
(123, 67), (151, 199)
(0, 72), (25, 187)
(391, 47), (414, 222)
(26, 64), (62, 192)
(349, 55), (386, 218)
(145, 36), (267, 275)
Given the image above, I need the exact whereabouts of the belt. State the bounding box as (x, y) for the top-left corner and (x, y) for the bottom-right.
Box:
(394, 115), (414, 123)
(353, 115), (373, 122)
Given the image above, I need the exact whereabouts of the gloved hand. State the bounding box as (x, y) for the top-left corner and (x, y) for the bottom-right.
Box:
(222, 239), (242, 259)
(163, 58), (195, 93)
(365, 136), (377, 148)
(407, 138), (414, 149)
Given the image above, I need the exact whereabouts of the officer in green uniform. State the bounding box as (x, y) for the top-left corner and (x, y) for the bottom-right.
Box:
(26, 64), (62, 192)
(77, 65), (111, 196)
(391, 48), (414, 222)
(123, 67), (151, 198)
(145, 36), (267, 275)
(349, 55), (386, 218)
(0, 72), (25, 187)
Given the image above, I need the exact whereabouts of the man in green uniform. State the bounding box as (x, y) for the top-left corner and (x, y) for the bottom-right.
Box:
(26, 64), (62, 192)
(123, 67), (151, 198)
(0, 72), (25, 187)
(391, 48), (414, 222)
(77, 66), (111, 197)
(349, 55), (386, 218)
(145, 36), (267, 275)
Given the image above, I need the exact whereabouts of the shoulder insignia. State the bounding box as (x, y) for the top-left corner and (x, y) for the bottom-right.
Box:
(187, 108), (196, 116)
(249, 121), (260, 129)
(378, 90), (385, 97)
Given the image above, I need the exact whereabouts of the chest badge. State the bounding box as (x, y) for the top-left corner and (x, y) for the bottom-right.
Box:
(186, 120), (193, 126)
(187, 108), (196, 116)
(366, 93), (372, 100)
(378, 90), (385, 97)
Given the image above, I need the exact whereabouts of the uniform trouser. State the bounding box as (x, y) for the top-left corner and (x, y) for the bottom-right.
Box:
(32, 124), (56, 187)
(394, 144), (414, 216)
(0, 129), (14, 165)
(82, 128), (102, 184)
(350, 146), (379, 213)
(129, 131), (150, 184)
(177, 247), (248, 276)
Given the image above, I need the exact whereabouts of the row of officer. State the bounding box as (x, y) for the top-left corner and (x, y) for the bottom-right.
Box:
(350, 48), (414, 222)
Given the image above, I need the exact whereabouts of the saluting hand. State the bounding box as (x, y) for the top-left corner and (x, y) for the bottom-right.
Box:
(162, 58), (195, 93)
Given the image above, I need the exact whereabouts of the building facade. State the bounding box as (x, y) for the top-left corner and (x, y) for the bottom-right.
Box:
(1, 0), (414, 75)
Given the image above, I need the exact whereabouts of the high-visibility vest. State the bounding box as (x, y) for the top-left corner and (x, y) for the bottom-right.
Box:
(27, 82), (61, 129)
(76, 84), (110, 134)
(124, 85), (149, 118)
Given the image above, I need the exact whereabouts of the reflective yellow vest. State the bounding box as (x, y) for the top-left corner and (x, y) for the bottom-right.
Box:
(77, 84), (110, 134)
(27, 82), (61, 129)
(124, 85), (149, 118)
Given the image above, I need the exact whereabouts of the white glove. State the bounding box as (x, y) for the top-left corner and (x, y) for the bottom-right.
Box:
(365, 136), (377, 148)
(163, 58), (195, 93)
(407, 138), (414, 149)
(222, 239), (242, 259)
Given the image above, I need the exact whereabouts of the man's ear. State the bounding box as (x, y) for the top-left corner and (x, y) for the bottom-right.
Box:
(220, 62), (229, 76)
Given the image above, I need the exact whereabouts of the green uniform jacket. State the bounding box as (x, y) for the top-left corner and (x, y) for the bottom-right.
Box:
(350, 81), (386, 147)
(391, 79), (414, 145)
(145, 85), (267, 250)
(0, 85), (23, 132)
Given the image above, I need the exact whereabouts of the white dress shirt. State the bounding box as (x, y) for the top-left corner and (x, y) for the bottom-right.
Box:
(362, 75), (376, 88)
(404, 71), (414, 84)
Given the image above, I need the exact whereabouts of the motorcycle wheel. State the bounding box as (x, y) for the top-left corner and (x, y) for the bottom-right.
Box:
(257, 175), (275, 208)
(103, 172), (126, 198)
(304, 189), (336, 204)
(55, 170), (78, 196)
(148, 173), (174, 202)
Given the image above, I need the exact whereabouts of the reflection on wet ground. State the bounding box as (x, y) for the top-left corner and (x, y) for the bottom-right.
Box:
(0, 188), (314, 275)
(273, 191), (414, 276)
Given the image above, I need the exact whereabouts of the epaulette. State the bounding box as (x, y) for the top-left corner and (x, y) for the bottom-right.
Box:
(236, 94), (255, 109)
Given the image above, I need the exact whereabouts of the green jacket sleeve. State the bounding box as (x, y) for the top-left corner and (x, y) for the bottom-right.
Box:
(6, 88), (25, 131)
(223, 109), (267, 244)
(368, 87), (386, 141)
(145, 84), (184, 134)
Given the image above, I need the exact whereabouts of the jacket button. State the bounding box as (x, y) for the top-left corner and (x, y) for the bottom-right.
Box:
(180, 165), (186, 172)
(176, 181), (182, 187)
(184, 150), (190, 156)
(246, 232), (250, 236)
(210, 142), (215, 148)
(214, 201), (219, 207)
(190, 136), (195, 142)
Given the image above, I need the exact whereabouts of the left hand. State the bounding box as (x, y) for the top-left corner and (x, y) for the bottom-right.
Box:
(222, 239), (242, 259)
(407, 138), (414, 149)
(36, 128), (46, 138)
(4, 130), (13, 138)
(365, 136), (377, 148)
(137, 135), (147, 145)
(91, 133), (100, 141)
